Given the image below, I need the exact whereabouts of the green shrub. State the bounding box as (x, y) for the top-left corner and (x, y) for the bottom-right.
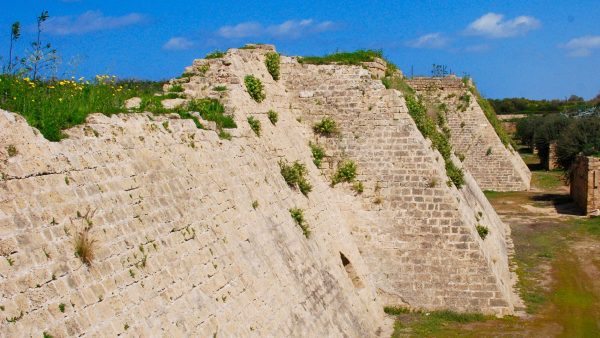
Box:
(556, 117), (600, 172)
(381, 76), (415, 96)
(265, 52), (281, 81)
(267, 110), (278, 125)
(289, 208), (311, 238)
(58, 303), (65, 313)
(279, 160), (312, 196)
(298, 49), (383, 65)
(169, 84), (184, 93)
(405, 94), (464, 188)
(384, 306), (411, 315)
(247, 116), (261, 136)
(309, 142), (326, 167)
(187, 98), (236, 130)
(332, 160), (357, 186)
(313, 117), (337, 135)
(244, 75), (266, 102)
(352, 181), (364, 193)
(179, 72), (194, 79)
(205, 50), (225, 59)
(213, 85), (227, 92)
(218, 130), (232, 140)
(476, 224), (489, 240)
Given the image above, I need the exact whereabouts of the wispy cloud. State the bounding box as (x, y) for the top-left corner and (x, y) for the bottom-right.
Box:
(465, 13), (540, 38)
(407, 33), (449, 49)
(560, 35), (600, 57)
(44, 10), (146, 35)
(464, 44), (491, 53)
(217, 19), (337, 39)
(163, 37), (195, 51)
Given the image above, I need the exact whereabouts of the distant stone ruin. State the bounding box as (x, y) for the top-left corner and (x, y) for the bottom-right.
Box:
(571, 156), (600, 216)
(0, 45), (525, 337)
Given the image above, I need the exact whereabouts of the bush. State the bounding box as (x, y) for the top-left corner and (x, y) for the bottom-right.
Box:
(298, 49), (383, 65)
(405, 94), (464, 188)
(187, 98), (236, 130)
(205, 50), (225, 59)
(556, 117), (600, 172)
(352, 181), (364, 193)
(309, 142), (326, 167)
(332, 160), (357, 186)
(533, 114), (570, 166)
(244, 75), (266, 102)
(381, 76), (415, 96)
(265, 52), (281, 81)
(247, 116), (261, 136)
(313, 117), (337, 135)
(476, 224), (489, 240)
(267, 110), (278, 125)
(516, 115), (543, 149)
(169, 84), (184, 93)
(289, 208), (311, 238)
(279, 160), (312, 196)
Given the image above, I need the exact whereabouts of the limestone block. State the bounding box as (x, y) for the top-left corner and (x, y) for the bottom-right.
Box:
(124, 97), (141, 110)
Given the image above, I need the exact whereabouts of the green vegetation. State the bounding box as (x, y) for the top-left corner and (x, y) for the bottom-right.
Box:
(313, 117), (337, 135)
(212, 85), (227, 92)
(381, 75), (415, 96)
(188, 98), (236, 131)
(244, 75), (265, 102)
(331, 160), (357, 186)
(289, 208), (310, 238)
(405, 95), (464, 188)
(267, 110), (278, 125)
(169, 84), (184, 93)
(247, 116), (261, 136)
(205, 50), (225, 59)
(43, 332), (54, 338)
(489, 94), (599, 115)
(386, 307), (488, 337)
(265, 52), (280, 81)
(476, 224), (489, 240)
(279, 160), (312, 196)
(298, 49), (383, 65)
(58, 303), (65, 313)
(352, 181), (364, 194)
(556, 117), (600, 172)
(309, 142), (326, 167)
(252, 200), (259, 209)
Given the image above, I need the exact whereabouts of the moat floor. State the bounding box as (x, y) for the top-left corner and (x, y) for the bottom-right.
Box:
(388, 156), (600, 337)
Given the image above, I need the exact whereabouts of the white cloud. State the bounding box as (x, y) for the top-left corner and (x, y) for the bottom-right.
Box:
(465, 12), (540, 38)
(44, 10), (145, 35)
(217, 19), (336, 39)
(163, 37), (194, 51)
(407, 32), (449, 49)
(560, 35), (600, 57)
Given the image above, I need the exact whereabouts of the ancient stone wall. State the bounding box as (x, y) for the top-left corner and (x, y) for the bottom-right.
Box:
(406, 77), (531, 191)
(571, 156), (600, 216)
(0, 102), (385, 336)
(282, 59), (519, 315)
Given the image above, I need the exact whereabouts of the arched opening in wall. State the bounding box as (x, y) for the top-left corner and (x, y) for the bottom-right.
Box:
(340, 252), (364, 289)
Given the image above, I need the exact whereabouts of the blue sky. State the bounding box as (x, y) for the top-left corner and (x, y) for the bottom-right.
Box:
(1, 0), (599, 99)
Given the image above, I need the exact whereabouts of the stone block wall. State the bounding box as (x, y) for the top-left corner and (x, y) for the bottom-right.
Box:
(282, 59), (519, 315)
(406, 77), (531, 191)
(571, 156), (600, 215)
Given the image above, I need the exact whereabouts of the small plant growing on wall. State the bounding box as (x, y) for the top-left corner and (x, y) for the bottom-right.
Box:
(7, 145), (18, 157)
(289, 208), (311, 238)
(279, 160), (312, 196)
(332, 160), (357, 186)
(267, 110), (278, 125)
(73, 209), (96, 266)
(309, 142), (326, 167)
(244, 75), (266, 102)
(486, 147), (492, 156)
(476, 224), (489, 240)
(352, 181), (364, 194)
(247, 116), (261, 136)
(313, 117), (337, 136)
(265, 52), (281, 81)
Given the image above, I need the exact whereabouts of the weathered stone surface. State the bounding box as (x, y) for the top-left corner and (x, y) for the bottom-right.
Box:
(124, 97), (141, 110)
(571, 155), (600, 215)
(406, 76), (531, 191)
(161, 98), (187, 109)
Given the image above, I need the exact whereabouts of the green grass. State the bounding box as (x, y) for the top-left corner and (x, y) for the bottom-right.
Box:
(531, 170), (565, 190)
(382, 76), (415, 96)
(187, 98), (236, 130)
(289, 207), (311, 238)
(387, 308), (489, 337)
(570, 217), (600, 238)
(205, 50), (225, 59)
(298, 49), (383, 65)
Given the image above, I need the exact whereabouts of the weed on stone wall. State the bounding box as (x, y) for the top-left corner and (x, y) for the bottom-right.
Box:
(247, 116), (261, 136)
(309, 142), (326, 167)
(476, 224), (489, 240)
(298, 50), (383, 65)
(313, 117), (337, 136)
(279, 160), (312, 196)
(332, 160), (357, 186)
(244, 75), (266, 102)
(405, 95), (465, 188)
(205, 50), (225, 59)
(6, 145), (17, 157)
(267, 110), (278, 125)
(289, 208), (311, 238)
(265, 52), (280, 81)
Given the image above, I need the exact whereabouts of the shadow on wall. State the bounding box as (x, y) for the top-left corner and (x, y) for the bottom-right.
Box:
(340, 252), (364, 289)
